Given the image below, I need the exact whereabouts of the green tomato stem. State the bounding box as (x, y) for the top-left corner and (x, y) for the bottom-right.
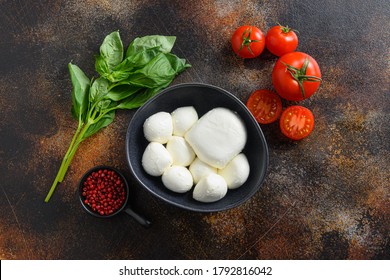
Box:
(282, 57), (322, 98)
(277, 22), (299, 34)
(239, 27), (260, 56)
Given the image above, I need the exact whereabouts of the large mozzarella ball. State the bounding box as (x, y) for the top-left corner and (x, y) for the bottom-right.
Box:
(143, 112), (173, 144)
(185, 107), (247, 169)
(166, 136), (196, 166)
(189, 157), (217, 184)
(192, 173), (228, 203)
(142, 142), (172, 176)
(162, 166), (193, 193)
(218, 153), (250, 189)
(171, 106), (198, 136)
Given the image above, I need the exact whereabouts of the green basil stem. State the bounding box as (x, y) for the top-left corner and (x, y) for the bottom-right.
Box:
(45, 141), (77, 201)
(44, 124), (86, 202)
(57, 109), (111, 183)
(45, 106), (118, 202)
(57, 125), (88, 182)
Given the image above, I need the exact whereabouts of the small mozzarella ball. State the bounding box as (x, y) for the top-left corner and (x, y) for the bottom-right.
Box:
(218, 153), (250, 189)
(142, 142), (172, 176)
(166, 136), (196, 166)
(171, 106), (198, 136)
(193, 173), (228, 203)
(189, 157), (217, 184)
(143, 112), (173, 144)
(162, 166), (193, 193)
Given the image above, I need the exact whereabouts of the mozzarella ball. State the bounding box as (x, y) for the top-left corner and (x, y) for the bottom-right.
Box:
(189, 157), (217, 184)
(142, 142), (172, 176)
(218, 153), (250, 189)
(166, 136), (196, 166)
(192, 173), (228, 203)
(171, 106), (198, 136)
(143, 112), (173, 144)
(162, 166), (193, 193)
(185, 107), (247, 169)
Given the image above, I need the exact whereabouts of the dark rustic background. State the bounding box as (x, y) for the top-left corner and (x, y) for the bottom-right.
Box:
(0, 0), (389, 259)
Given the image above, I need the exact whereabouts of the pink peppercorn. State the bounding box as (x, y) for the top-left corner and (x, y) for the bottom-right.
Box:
(81, 168), (127, 216)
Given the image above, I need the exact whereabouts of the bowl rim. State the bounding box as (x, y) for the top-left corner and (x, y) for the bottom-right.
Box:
(125, 82), (269, 212)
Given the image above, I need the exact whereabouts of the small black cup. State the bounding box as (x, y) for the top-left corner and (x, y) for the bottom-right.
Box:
(79, 165), (151, 228)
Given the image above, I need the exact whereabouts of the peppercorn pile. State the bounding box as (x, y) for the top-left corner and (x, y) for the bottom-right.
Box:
(81, 169), (127, 216)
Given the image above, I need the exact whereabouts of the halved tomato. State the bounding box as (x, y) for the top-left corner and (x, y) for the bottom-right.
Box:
(280, 105), (314, 140)
(246, 89), (282, 124)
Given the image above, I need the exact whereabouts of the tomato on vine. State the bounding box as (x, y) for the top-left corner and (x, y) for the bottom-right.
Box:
(272, 52), (322, 101)
(265, 24), (298, 57)
(231, 25), (265, 58)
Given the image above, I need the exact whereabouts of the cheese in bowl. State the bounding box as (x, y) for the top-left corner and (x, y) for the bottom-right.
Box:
(141, 106), (250, 203)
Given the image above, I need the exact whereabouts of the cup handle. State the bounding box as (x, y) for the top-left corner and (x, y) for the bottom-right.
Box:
(124, 207), (152, 228)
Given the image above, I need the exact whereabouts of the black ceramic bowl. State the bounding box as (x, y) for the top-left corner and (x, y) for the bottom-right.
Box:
(126, 83), (269, 212)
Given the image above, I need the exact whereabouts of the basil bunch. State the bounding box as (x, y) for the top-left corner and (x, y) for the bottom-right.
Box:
(45, 31), (190, 202)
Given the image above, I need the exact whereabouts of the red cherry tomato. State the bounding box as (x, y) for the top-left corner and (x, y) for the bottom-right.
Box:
(280, 106), (314, 140)
(265, 24), (298, 57)
(272, 52), (322, 101)
(231, 25), (265, 59)
(246, 89), (282, 124)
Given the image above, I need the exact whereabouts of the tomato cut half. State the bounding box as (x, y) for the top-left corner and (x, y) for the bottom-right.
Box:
(280, 106), (314, 140)
(246, 89), (283, 124)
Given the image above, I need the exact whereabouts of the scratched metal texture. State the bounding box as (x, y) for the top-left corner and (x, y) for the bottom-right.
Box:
(0, 0), (389, 259)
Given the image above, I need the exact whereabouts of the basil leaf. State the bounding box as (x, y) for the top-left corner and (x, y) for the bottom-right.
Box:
(95, 31), (123, 75)
(107, 47), (161, 83)
(90, 77), (109, 102)
(126, 46), (162, 69)
(165, 53), (191, 73)
(82, 110), (115, 139)
(96, 99), (114, 111)
(95, 55), (109, 77)
(90, 77), (115, 112)
(116, 87), (162, 110)
(126, 35), (176, 57)
(126, 53), (190, 88)
(125, 53), (175, 88)
(106, 84), (142, 101)
(106, 68), (130, 83)
(68, 63), (90, 123)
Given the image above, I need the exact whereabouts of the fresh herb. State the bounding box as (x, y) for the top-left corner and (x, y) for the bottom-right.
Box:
(45, 31), (190, 202)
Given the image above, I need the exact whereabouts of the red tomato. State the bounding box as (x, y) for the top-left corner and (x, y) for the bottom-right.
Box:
(265, 24), (298, 56)
(231, 25), (265, 59)
(280, 106), (314, 140)
(272, 52), (322, 101)
(246, 89), (282, 124)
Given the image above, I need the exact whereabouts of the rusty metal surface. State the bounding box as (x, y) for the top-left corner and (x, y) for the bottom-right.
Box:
(0, 0), (389, 259)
